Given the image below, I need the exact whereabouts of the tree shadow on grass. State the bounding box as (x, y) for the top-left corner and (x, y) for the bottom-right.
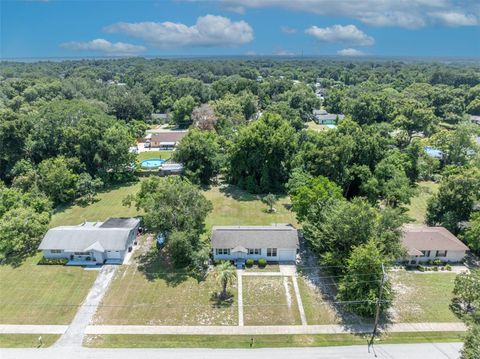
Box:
(209, 290), (235, 308)
(218, 183), (260, 202)
(136, 247), (205, 287)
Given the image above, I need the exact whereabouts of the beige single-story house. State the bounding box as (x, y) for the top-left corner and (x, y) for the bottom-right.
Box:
(211, 224), (299, 263)
(147, 131), (188, 150)
(39, 217), (140, 265)
(401, 225), (469, 265)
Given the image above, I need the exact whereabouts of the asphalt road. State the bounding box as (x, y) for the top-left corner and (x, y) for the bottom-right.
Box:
(0, 342), (462, 359)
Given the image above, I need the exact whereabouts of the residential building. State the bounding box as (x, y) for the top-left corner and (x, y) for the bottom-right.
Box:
(400, 225), (469, 265)
(211, 224), (299, 263)
(147, 130), (188, 150)
(312, 109), (344, 125)
(38, 217), (141, 265)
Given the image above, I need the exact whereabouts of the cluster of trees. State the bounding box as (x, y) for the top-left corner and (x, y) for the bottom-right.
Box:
(452, 270), (480, 359)
(124, 176), (212, 270)
(288, 172), (406, 316)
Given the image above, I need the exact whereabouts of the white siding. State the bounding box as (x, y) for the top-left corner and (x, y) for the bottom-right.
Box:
(404, 250), (467, 264)
(213, 247), (295, 262)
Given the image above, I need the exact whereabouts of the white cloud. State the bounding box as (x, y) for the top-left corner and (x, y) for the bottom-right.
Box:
(104, 15), (254, 48)
(337, 48), (366, 56)
(429, 11), (478, 26)
(281, 26), (297, 34)
(60, 39), (145, 55)
(306, 25), (374, 46)
(274, 48), (295, 56)
(219, 0), (479, 28)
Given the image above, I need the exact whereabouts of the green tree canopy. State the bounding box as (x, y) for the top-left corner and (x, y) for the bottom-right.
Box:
(228, 113), (297, 193)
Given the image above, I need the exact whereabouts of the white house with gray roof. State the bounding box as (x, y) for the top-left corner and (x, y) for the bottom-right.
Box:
(39, 217), (140, 265)
(211, 224), (299, 262)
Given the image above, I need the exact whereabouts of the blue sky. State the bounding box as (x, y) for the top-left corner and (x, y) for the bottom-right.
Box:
(1, 0), (480, 59)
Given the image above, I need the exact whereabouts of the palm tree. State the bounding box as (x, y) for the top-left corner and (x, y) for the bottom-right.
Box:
(262, 193), (277, 213)
(214, 261), (237, 300)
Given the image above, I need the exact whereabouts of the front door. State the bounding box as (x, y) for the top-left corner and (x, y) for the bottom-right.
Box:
(232, 251), (246, 260)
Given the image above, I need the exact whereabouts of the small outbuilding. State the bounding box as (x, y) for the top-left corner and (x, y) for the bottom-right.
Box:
(211, 224), (299, 263)
(39, 217), (141, 265)
(400, 225), (469, 265)
(312, 109), (344, 125)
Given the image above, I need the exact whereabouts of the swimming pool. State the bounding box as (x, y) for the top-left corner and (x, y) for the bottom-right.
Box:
(141, 158), (166, 169)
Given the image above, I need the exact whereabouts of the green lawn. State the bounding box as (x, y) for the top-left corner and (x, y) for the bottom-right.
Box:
(390, 271), (460, 323)
(243, 276), (301, 325)
(297, 277), (338, 325)
(0, 334), (60, 348)
(204, 185), (298, 230)
(84, 331), (465, 348)
(94, 241), (238, 325)
(137, 151), (173, 162)
(50, 181), (142, 227)
(406, 181), (439, 224)
(0, 254), (97, 324)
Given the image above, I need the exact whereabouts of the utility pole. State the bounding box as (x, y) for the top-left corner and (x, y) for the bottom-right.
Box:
(369, 263), (387, 350)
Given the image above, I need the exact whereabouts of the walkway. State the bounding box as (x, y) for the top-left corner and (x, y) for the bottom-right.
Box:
(82, 322), (467, 335)
(0, 342), (463, 359)
(237, 269), (244, 326)
(53, 265), (118, 348)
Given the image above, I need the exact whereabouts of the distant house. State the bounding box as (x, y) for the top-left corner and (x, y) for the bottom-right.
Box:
(148, 131), (188, 150)
(424, 146), (444, 160)
(38, 217), (141, 265)
(313, 109), (344, 125)
(470, 115), (480, 125)
(211, 225), (299, 263)
(400, 225), (469, 265)
(151, 113), (169, 123)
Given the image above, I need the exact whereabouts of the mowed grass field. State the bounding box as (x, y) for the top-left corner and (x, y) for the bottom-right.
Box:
(204, 185), (298, 230)
(243, 276), (301, 326)
(84, 331), (465, 348)
(390, 271), (460, 323)
(297, 277), (338, 325)
(406, 181), (439, 224)
(0, 254), (97, 324)
(94, 240), (238, 326)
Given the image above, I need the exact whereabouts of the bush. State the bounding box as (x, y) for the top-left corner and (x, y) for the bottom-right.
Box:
(417, 265), (425, 272)
(38, 257), (68, 265)
(445, 264), (452, 271)
(246, 258), (254, 267)
(433, 266), (439, 271)
(258, 258), (267, 267)
(427, 259), (433, 265)
(433, 258), (442, 265)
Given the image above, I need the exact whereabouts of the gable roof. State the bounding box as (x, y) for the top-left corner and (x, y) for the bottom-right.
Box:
(39, 217), (140, 252)
(211, 225), (298, 249)
(402, 225), (469, 254)
(150, 131), (187, 144)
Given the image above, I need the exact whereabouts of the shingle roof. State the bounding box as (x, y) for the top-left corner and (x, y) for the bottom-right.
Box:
(100, 217), (140, 229)
(211, 225), (298, 249)
(150, 131), (187, 144)
(402, 225), (469, 253)
(39, 218), (140, 252)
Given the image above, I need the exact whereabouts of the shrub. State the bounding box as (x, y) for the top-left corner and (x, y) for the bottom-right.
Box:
(417, 265), (425, 272)
(433, 258), (442, 265)
(258, 258), (267, 267)
(433, 266), (439, 271)
(427, 259), (433, 265)
(38, 257), (68, 265)
(445, 264), (452, 271)
(246, 258), (254, 267)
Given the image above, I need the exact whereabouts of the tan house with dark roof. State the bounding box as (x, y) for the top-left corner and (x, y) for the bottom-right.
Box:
(401, 225), (469, 265)
(147, 131), (188, 150)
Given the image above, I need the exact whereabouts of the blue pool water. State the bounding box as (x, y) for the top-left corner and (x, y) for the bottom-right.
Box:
(141, 159), (166, 168)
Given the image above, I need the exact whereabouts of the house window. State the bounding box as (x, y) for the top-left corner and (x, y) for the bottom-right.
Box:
(267, 248), (277, 257)
(51, 250), (62, 254)
(420, 250), (431, 257)
(74, 251), (90, 256)
(248, 248), (261, 255)
(436, 250), (448, 257)
(216, 248), (230, 255)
